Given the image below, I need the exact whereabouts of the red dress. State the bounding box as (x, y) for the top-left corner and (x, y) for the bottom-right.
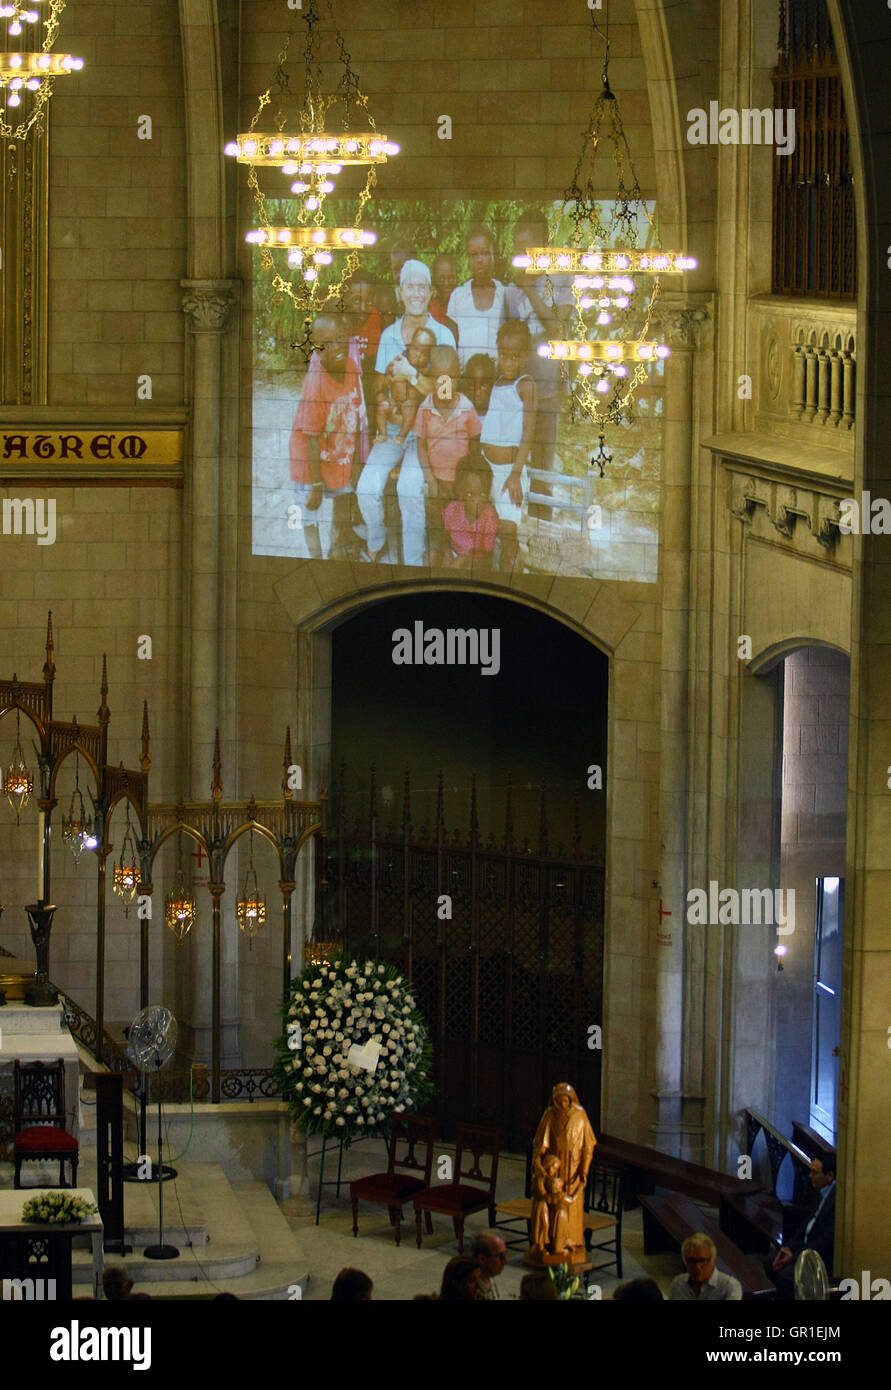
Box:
(442, 499), (498, 554)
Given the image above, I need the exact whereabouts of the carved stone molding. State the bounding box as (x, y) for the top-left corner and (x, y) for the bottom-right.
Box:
(727, 470), (843, 549)
(652, 294), (712, 351)
(181, 279), (239, 333)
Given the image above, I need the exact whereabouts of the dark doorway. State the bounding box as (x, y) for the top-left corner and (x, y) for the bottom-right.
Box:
(323, 592), (608, 1149)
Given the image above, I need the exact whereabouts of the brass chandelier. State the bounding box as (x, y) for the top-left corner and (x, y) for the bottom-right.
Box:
(0, 0), (83, 141)
(112, 799), (140, 915)
(514, 5), (696, 430)
(227, 0), (394, 323)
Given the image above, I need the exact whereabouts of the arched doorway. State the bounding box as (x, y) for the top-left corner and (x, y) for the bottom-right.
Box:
(319, 591), (608, 1149)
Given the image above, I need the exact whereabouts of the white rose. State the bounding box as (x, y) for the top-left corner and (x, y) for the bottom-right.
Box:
(323, 1047), (331, 1057)
(327, 1087), (336, 1097)
(336, 1117), (345, 1126)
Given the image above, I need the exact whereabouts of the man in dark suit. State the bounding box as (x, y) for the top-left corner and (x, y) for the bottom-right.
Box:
(766, 1156), (836, 1297)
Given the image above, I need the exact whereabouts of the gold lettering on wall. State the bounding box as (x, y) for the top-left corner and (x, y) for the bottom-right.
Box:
(0, 428), (183, 472)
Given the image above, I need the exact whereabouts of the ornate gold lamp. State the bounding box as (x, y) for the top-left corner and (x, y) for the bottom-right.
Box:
(112, 800), (140, 916)
(165, 838), (197, 945)
(514, 5), (696, 431)
(228, 0), (394, 319)
(0, 1), (83, 140)
(236, 828), (266, 949)
(4, 706), (33, 823)
(61, 750), (88, 864)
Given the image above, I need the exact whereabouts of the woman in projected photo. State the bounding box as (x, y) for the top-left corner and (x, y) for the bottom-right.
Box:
(447, 225), (507, 370)
(355, 259), (456, 564)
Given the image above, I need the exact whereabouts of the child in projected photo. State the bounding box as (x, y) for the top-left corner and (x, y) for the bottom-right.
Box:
(442, 447), (515, 572)
(345, 268), (382, 368)
(374, 326), (437, 443)
(288, 313), (367, 561)
(414, 344), (482, 566)
(480, 319), (537, 562)
(462, 352), (496, 421)
(447, 225), (507, 369)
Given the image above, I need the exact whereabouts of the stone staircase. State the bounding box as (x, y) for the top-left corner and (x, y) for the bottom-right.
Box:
(67, 1067), (308, 1300)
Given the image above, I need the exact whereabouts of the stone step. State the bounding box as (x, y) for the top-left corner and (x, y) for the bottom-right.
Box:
(72, 1163), (308, 1298)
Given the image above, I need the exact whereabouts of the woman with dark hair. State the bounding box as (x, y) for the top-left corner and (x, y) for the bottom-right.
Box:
(439, 1256), (484, 1301)
(447, 225), (507, 369)
(331, 1267), (373, 1301)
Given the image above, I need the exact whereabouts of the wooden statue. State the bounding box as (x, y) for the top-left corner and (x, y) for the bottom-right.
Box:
(526, 1082), (597, 1267)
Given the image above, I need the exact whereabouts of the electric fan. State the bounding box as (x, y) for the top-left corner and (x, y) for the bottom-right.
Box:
(126, 1004), (179, 1261)
(794, 1248), (829, 1300)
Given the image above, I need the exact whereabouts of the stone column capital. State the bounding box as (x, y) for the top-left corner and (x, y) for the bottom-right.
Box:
(181, 279), (240, 332)
(652, 292), (712, 351)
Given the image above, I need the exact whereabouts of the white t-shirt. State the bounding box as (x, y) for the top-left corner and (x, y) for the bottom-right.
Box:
(447, 280), (507, 368)
(374, 315), (456, 375)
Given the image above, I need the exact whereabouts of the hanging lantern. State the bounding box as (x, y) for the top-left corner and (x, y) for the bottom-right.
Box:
(236, 828), (266, 948)
(61, 751), (88, 864)
(165, 840), (197, 945)
(4, 706), (34, 823)
(112, 800), (140, 915)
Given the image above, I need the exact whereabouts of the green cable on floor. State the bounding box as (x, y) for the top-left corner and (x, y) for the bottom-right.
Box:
(165, 1066), (196, 1163)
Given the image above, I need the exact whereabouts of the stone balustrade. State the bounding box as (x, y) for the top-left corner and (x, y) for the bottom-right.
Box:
(747, 296), (856, 446)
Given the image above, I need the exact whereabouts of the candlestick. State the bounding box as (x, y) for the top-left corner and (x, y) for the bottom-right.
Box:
(37, 809), (45, 902)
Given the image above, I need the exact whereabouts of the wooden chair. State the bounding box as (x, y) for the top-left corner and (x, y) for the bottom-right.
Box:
(349, 1114), (434, 1246)
(13, 1058), (79, 1189)
(583, 1163), (625, 1279)
(493, 1146), (534, 1250)
(413, 1122), (501, 1252)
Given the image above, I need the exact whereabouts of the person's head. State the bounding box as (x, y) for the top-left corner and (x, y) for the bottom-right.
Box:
(809, 1156), (836, 1189)
(496, 318), (531, 380)
(466, 225), (496, 284)
(681, 1233), (717, 1287)
(440, 1256), (482, 1300)
(432, 253), (458, 305)
(407, 326), (436, 369)
(429, 344), (461, 402)
(312, 313), (350, 372)
(463, 353), (496, 414)
(513, 209), (550, 259)
(613, 1277), (664, 1302)
(398, 259), (433, 318)
(542, 1153), (561, 1178)
(345, 269), (376, 317)
(470, 1231), (508, 1282)
(331, 1267), (373, 1301)
(519, 1272), (559, 1301)
(453, 448), (490, 507)
(102, 1265), (133, 1301)
(390, 376), (411, 405)
(390, 240), (414, 280)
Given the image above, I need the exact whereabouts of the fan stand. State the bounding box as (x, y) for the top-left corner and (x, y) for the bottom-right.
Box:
(143, 1057), (180, 1261)
(122, 1068), (178, 1184)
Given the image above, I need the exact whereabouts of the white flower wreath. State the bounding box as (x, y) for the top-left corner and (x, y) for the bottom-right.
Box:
(274, 954), (433, 1142)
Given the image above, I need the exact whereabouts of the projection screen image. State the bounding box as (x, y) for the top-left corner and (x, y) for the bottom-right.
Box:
(251, 198), (663, 582)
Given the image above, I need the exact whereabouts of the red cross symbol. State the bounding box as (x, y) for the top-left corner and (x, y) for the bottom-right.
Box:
(658, 899), (672, 924)
(192, 844), (207, 869)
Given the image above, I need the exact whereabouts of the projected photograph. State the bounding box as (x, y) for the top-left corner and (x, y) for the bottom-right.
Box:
(251, 198), (663, 581)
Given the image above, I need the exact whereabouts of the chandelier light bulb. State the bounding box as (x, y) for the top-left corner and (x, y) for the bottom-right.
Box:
(290, 180), (307, 193)
(595, 379), (610, 394)
(9, 18), (21, 33)
(319, 180), (335, 193)
(305, 196), (320, 210)
(313, 250), (333, 265)
(513, 254), (532, 269)
(579, 297), (594, 309)
(224, 141), (239, 156)
(597, 311), (611, 325)
(7, 90), (20, 104)
(579, 363), (594, 376)
(303, 266), (318, 282)
(656, 344), (671, 358)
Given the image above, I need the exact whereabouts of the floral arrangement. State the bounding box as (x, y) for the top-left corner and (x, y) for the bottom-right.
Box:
(273, 954), (433, 1143)
(21, 1192), (98, 1225)
(548, 1263), (582, 1300)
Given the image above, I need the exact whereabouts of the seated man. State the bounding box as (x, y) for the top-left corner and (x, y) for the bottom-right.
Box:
(766, 1156), (836, 1298)
(669, 1233), (742, 1301)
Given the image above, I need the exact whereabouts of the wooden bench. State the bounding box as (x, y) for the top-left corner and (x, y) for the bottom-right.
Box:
(720, 1189), (784, 1253)
(596, 1132), (754, 1207)
(640, 1192), (776, 1299)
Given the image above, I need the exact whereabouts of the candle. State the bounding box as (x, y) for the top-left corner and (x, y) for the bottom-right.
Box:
(37, 809), (45, 902)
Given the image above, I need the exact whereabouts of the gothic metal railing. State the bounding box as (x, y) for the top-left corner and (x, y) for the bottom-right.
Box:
(0, 947), (278, 1108)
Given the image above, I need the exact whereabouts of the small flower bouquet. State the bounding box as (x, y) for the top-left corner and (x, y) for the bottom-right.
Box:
(21, 1191), (98, 1225)
(273, 953), (433, 1144)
